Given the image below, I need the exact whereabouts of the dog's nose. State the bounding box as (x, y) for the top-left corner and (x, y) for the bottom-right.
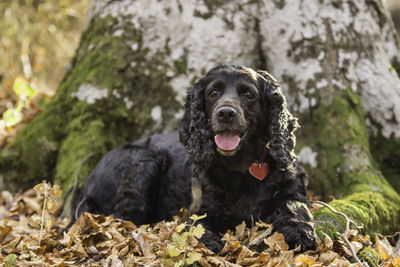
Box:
(217, 106), (237, 123)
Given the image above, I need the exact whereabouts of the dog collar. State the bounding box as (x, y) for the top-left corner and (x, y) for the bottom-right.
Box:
(248, 142), (270, 180)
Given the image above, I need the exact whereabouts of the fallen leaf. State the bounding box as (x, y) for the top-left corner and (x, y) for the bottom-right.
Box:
(193, 224), (205, 239)
(186, 252), (202, 264)
(235, 221), (246, 241)
(50, 185), (62, 197)
(265, 233), (289, 251)
(176, 223), (186, 233)
(375, 234), (393, 260)
(295, 254), (316, 266)
(319, 250), (339, 264)
(167, 245), (182, 257)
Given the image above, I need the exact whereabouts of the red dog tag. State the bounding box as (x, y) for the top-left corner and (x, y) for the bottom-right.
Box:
(249, 162), (269, 180)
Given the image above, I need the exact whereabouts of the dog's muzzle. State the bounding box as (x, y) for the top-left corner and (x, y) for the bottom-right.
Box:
(216, 106), (237, 124)
(211, 104), (248, 156)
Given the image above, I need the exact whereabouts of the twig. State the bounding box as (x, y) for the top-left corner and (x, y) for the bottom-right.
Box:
(314, 201), (351, 235)
(378, 232), (400, 256)
(74, 197), (86, 220)
(339, 233), (364, 266)
(313, 201), (365, 267)
(61, 152), (96, 218)
(39, 184), (48, 246)
(248, 225), (273, 247)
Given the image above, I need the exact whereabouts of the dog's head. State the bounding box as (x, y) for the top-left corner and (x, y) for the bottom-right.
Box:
(179, 64), (298, 172)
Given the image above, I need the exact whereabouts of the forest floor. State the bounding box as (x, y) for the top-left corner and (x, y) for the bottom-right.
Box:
(0, 182), (399, 267)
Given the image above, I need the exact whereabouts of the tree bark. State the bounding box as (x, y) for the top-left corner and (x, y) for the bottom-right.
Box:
(256, 0), (400, 237)
(0, 0), (399, 237)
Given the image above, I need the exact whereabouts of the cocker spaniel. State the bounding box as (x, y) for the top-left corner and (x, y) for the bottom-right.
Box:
(74, 64), (317, 252)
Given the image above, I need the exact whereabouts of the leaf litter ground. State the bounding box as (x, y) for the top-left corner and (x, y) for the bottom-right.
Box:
(0, 182), (399, 267)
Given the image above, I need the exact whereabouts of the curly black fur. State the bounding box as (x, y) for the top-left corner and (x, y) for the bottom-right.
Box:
(74, 64), (317, 252)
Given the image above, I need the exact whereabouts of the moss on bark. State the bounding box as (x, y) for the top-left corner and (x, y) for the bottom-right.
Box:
(313, 192), (400, 240)
(370, 134), (400, 192)
(358, 247), (379, 267)
(0, 104), (62, 192)
(302, 88), (397, 200)
(0, 15), (181, 192)
(304, 88), (400, 239)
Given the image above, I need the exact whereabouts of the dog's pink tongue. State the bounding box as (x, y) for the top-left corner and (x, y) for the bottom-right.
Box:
(214, 134), (240, 151)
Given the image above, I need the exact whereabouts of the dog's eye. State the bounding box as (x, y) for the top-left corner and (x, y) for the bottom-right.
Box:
(245, 91), (256, 100)
(209, 89), (219, 98)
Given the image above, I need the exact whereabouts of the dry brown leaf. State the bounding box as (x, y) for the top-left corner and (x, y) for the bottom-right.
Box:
(33, 183), (46, 194)
(1, 191), (13, 204)
(205, 255), (242, 267)
(69, 240), (88, 258)
(330, 257), (351, 266)
(255, 221), (272, 228)
(0, 225), (11, 238)
(390, 255), (400, 267)
(375, 234), (393, 261)
(265, 233), (289, 252)
(295, 254), (316, 266)
(342, 241), (362, 257)
(236, 245), (256, 265)
(319, 250), (339, 264)
(320, 232), (333, 251)
(50, 185), (62, 197)
(45, 197), (57, 213)
(96, 239), (116, 255)
(235, 221), (247, 241)
(1, 185), (400, 266)
(22, 196), (41, 214)
(132, 230), (153, 257)
(87, 245), (99, 255)
(267, 257), (291, 267)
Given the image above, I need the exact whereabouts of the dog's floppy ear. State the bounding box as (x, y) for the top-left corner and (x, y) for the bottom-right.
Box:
(178, 89), (192, 147)
(257, 70), (299, 173)
(179, 80), (215, 167)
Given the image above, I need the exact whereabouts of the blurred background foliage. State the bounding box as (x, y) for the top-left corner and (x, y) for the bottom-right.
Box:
(0, 0), (90, 147)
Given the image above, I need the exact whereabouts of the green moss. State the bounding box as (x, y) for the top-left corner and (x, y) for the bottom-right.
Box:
(0, 104), (62, 191)
(341, 170), (399, 201)
(313, 192), (400, 240)
(358, 247), (379, 267)
(304, 88), (400, 243)
(55, 119), (108, 190)
(1, 15), (182, 192)
(52, 16), (182, 190)
(174, 59), (188, 75)
(302, 87), (399, 202)
(370, 133), (400, 192)
(314, 208), (346, 241)
(302, 88), (378, 199)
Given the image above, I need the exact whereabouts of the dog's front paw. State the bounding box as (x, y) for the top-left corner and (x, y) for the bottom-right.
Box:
(199, 229), (224, 253)
(275, 222), (317, 251)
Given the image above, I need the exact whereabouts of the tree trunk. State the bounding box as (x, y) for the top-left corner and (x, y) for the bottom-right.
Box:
(256, 0), (400, 237)
(0, 0), (399, 237)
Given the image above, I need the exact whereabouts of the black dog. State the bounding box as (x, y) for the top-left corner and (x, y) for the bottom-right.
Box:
(74, 64), (317, 252)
